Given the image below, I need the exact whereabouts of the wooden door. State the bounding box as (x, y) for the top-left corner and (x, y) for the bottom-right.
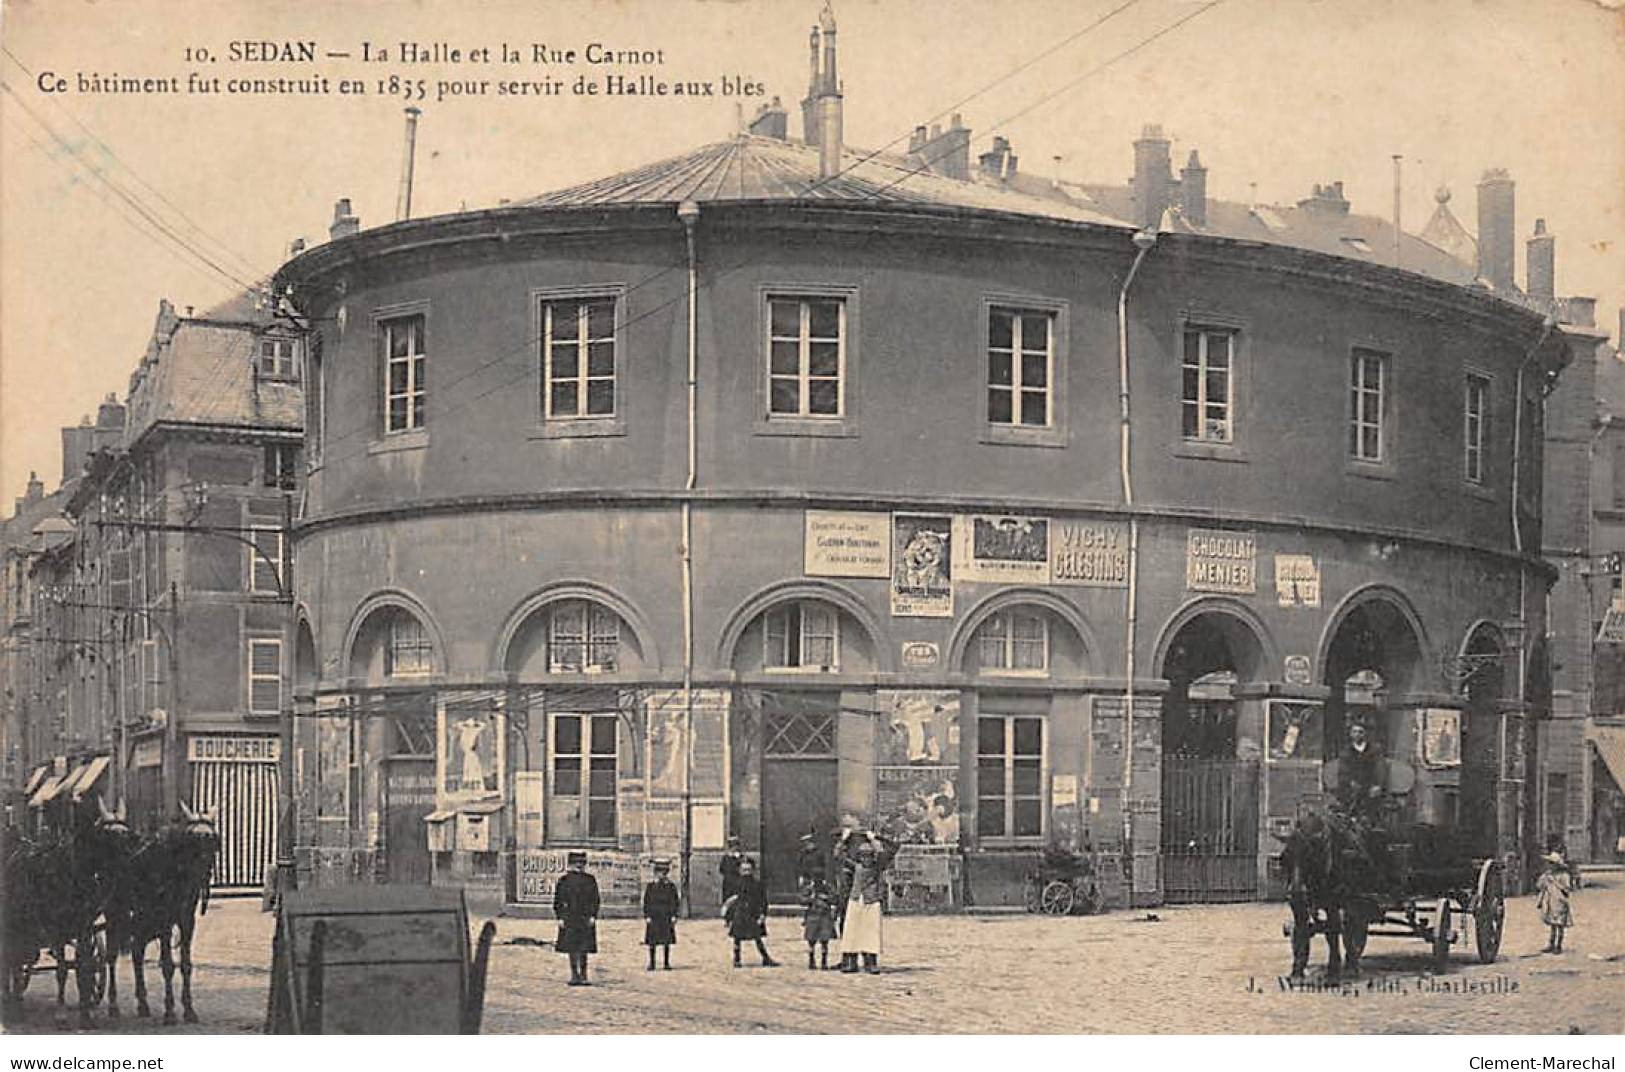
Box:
(761, 758), (839, 901)
(384, 758), (436, 885)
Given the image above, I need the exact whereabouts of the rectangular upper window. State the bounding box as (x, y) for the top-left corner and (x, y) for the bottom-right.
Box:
(381, 314), (426, 434)
(248, 526), (282, 595)
(247, 638), (281, 715)
(988, 307), (1054, 428)
(1349, 348), (1387, 463)
(767, 295), (845, 418)
(542, 297), (617, 419)
(258, 336), (299, 380)
(1182, 327), (1234, 443)
(385, 614), (434, 677)
(975, 608), (1048, 673)
(1464, 373), (1489, 485)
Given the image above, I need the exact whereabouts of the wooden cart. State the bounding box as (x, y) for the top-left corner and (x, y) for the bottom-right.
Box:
(265, 886), (496, 1034)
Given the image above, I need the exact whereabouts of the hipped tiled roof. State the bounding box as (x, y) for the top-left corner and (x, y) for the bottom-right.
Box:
(520, 134), (1488, 291)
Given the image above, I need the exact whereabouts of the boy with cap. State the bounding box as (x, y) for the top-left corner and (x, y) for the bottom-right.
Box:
(719, 835), (745, 903)
(554, 850), (600, 986)
(642, 858), (680, 971)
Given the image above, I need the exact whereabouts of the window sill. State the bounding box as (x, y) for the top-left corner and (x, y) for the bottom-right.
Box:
(529, 417), (626, 440)
(1172, 440), (1249, 463)
(979, 669), (1050, 680)
(1463, 482), (1496, 503)
(369, 429), (430, 455)
(1346, 460), (1395, 482)
(762, 665), (841, 675)
(980, 425), (1066, 449)
(754, 418), (858, 439)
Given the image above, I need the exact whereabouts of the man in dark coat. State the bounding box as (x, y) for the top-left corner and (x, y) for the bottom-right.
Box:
(830, 824), (858, 936)
(642, 858), (680, 971)
(719, 835), (745, 903)
(1336, 721), (1385, 823)
(554, 850), (600, 986)
(723, 856), (779, 968)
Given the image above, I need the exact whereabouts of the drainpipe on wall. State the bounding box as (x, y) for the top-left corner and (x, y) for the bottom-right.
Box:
(1117, 228), (1157, 905)
(677, 199), (700, 913)
(1510, 314), (1556, 880)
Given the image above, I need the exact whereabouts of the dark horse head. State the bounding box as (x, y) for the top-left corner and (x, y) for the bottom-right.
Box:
(1277, 807), (1380, 981)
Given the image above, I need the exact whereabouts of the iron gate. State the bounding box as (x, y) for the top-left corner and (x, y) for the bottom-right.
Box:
(1160, 757), (1259, 902)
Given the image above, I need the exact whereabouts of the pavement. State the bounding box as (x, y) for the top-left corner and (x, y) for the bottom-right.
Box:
(4, 872), (1622, 1035)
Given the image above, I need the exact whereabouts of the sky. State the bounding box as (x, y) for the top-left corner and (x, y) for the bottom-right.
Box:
(1, 0), (1621, 505)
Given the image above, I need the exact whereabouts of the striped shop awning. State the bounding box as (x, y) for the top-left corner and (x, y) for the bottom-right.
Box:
(67, 755), (111, 801)
(1593, 727), (1625, 794)
(21, 765), (48, 796)
(192, 759), (279, 889)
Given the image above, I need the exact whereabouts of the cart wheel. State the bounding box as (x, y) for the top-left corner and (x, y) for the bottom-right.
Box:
(1472, 862), (1505, 965)
(1022, 879), (1041, 914)
(11, 960), (32, 997)
(1432, 901), (1453, 970)
(1040, 880), (1074, 916)
(1078, 879), (1106, 916)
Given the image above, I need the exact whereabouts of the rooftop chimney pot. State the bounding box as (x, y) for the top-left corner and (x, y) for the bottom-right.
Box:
(330, 198), (361, 241)
(1527, 217), (1555, 307)
(1180, 149), (1207, 226)
(1476, 168), (1516, 293)
(1132, 123), (1173, 231)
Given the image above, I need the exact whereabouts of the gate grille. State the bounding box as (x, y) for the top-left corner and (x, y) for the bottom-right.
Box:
(1160, 757), (1258, 903)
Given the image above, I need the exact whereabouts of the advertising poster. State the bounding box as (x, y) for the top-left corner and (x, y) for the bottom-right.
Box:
(515, 850), (681, 907)
(875, 690), (961, 845)
(647, 705), (688, 796)
(1275, 553), (1322, 607)
(315, 715), (350, 820)
(1186, 528), (1257, 593)
(1422, 708), (1462, 768)
(954, 514), (1050, 584)
(1049, 519), (1129, 587)
(439, 701), (502, 799)
(1267, 700), (1324, 762)
(804, 510), (890, 578)
(891, 513), (953, 617)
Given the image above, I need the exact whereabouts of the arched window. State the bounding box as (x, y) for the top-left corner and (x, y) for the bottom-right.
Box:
(973, 608), (1048, 673)
(763, 601), (839, 671)
(547, 600), (621, 673)
(385, 613), (434, 677)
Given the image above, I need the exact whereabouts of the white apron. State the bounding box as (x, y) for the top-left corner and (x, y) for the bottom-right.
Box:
(839, 898), (883, 955)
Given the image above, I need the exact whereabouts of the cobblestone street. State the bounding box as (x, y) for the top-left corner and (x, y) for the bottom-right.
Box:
(6, 873), (1623, 1035)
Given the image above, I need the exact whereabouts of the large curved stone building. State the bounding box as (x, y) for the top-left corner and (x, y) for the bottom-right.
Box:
(276, 13), (1576, 911)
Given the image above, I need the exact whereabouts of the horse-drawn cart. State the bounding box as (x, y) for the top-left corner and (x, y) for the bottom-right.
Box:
(1276, 757), (1506, 978)
(1022, 846), (1107, 916)
(265, 886), (496, 1034)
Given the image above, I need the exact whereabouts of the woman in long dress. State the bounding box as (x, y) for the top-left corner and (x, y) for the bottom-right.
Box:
(836, 830), (897, 974)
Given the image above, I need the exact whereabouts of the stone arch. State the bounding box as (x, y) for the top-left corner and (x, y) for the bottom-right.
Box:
(342, 588), (448, 681)
(492, 580), (659, 677)
(293, 612), (318, 693)
(947, 587), (1098, 677)
(1153, 597), (1277, 761)
(716, 579), (885, 673)
(1151, 596), (1280, 686)
(1314, 583), (1433, 699)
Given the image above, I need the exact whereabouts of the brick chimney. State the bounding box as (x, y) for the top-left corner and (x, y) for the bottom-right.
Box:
(1476, 168), (1515, 293)
(96, 393), (126, 431)
(801, 24), (821, 146)
(1132, 124), (1173, 230)
(909, 115), (970, 181)
(748, 97), (788, 139)
(1179, 149), (1207, 226)
(815, 2), (842, 181)
(329, 198), (360, 241)
(977, 136), (1017, 179)
(25, 471), (44, 506)
(1526, 218), (1554, 307)
(1297, 181), (1350, 215)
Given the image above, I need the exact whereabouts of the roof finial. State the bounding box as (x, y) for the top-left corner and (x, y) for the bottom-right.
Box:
(819, 1), (836, 32)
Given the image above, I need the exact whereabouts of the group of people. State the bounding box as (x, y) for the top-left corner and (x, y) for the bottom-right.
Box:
(550, 823), (899, 985)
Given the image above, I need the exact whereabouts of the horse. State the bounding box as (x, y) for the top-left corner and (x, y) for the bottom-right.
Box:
(2, 797), (134, 1026)
(1277, 808), (1378, 981)
(104, 802), (218, 1025)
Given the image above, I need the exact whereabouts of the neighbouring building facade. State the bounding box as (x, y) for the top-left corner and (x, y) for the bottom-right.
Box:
(275, 12), (1577, 911)
(19, 295), (306, 889)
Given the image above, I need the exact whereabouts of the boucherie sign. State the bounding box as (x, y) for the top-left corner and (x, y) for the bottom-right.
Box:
(1185, 529), (1256, 594)
(187, 735), (281, 763)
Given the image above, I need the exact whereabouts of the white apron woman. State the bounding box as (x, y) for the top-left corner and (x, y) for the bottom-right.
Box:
(836, 831), (897, 974)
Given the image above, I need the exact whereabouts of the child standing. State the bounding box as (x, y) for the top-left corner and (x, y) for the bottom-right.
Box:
(642, 858), (679, 971)
(553, 850), (600, 986)
(723, 856), (780, 968)
(801, 876), (838, 970)
(1535, 850), (1575, 953)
